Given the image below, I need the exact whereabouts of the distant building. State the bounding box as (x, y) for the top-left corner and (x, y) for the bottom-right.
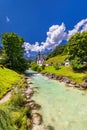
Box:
(37, 52), (45, 66)
(65, 58), (70, 66)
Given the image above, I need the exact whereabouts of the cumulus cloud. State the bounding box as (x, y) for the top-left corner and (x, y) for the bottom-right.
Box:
(23, 18), (87, 56)
(43, 23), (67, 50)
(81, 23), (87, 32)
(24, 23), (67, 53)
(6, 16), (10, 23)
(68, 18), (87, 40)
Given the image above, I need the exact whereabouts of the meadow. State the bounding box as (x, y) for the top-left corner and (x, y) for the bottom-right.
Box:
(0, 67), (21, 98)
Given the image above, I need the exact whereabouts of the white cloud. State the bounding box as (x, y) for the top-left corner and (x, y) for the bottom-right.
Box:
(68, 19), (87, 40)
(44, 23), (67, 50)
(23, 18), (87, 56)
(23, 23), (67, 53)
(6, 16), (10, 23)
(81, 23), (87, 32)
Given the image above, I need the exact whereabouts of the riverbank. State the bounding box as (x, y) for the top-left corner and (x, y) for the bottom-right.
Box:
(42, 66), (86, 84)
(28, 66), (87, 90)
(0, 74), (44, 130)
(41, 72), (87, 90)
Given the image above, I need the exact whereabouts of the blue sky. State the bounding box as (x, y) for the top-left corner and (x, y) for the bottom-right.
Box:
(0, 0), (87, 54)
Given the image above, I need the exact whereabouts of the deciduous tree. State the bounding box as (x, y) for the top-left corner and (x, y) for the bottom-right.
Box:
(67, 32), (87, 70)
(2, 32), (28, 72)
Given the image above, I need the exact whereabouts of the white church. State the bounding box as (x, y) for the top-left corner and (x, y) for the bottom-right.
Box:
(37, 52), (45, 66)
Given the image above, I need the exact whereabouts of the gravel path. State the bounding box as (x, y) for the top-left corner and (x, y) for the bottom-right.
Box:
(0, 91), (11, 104)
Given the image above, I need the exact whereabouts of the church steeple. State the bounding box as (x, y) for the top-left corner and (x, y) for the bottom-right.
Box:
(38, 51), (41, 60)
(37, 52), (45, 66)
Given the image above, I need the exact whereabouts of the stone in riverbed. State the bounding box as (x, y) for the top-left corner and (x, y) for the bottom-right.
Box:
(53, 75), (59, 80)
(25, 88), (34, 95)
(58, 76), (63, 80)
(75, 84), (80, 88)
(70, 81), (76, 85)
(32, 113), (42, 125)
(62, 77), (70, 84)
(67, 81), (76, 87)
(48, 74), (54, 79)
(67, 83), (75, 87)
(81, 83), (87, 89)
(32, 104), (41, 110)
(26, 100), (35, 103)
(25, 100), (35, 106)
(25, 101), (41, 110)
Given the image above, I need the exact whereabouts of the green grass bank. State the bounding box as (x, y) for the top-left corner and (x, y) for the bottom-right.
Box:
(0, 67), (21, 98)
(42, 66), (86, 84)
(46, 55), (68, 65)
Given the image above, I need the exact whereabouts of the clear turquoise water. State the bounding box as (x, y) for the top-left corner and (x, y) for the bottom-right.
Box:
(28, 70), (87, 130)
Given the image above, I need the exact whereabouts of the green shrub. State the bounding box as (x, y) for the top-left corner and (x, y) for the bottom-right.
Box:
(10, 90), (25, 107)
(83, 75), (87, 82)
(20, 116), (27, 130)
(71, 58), (84, 71)
(11, 110), (27, 129)
(11, 111), (22, 128)
(30, 62), (39, 71)
(0, 108), (17, 130)
(23, 106), (31, 117)
(41, 65), (45, 70)
(37, 66), (42, 72)
(54, 64), (60, 70)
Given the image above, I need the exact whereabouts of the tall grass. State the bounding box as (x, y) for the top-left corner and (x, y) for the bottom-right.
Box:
(0, 89), (30, 130)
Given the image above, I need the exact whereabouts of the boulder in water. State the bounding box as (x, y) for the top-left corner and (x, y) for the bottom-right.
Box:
(32, 113), (42, 125)
(81, 83), (87, 89)
(25, 88), (34, 95)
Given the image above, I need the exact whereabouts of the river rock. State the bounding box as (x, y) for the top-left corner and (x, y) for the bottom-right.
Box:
(31, 103), (41, 110)
(25, 88), (34, 95)
(85, 79), (87, 83)
(67, 83), (75, 87)
(58, 76), (63, 80)
(70, 81), (76, 85)
(62, 77), (70, 84)
(48, 74), (54, 79)
(44, 73), (49, 76)
(81, 83), (87, 89)
(53, 75), (59, 80)
(75, 84), (80, 88)
(25, 100), (35, 106)
(32, 113), (42, 125)
(27, 100), (35, 103)
(27, 103), (41, 110)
